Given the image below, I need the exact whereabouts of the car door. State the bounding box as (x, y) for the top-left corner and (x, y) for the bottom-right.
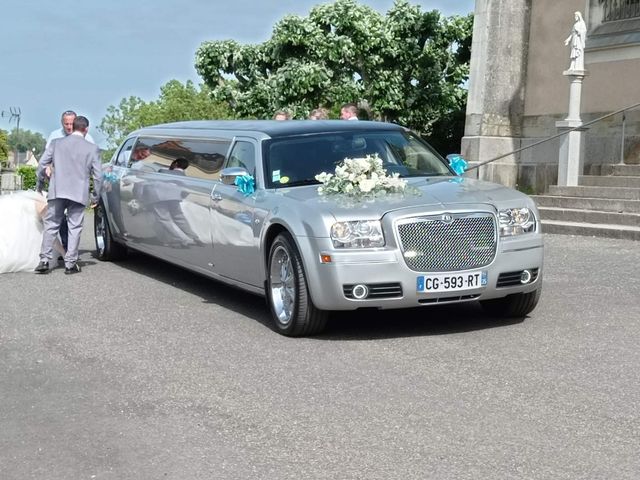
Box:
(117, 139), (159, 243)
(104, 136), (136, 240)
(121, 136), (227, 267)
(210, 138), (263, 287)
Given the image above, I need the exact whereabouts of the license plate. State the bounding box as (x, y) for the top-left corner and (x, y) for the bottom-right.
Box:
(417, 271), (487, 293)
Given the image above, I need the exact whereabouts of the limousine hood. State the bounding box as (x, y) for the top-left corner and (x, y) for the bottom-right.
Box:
(276, 177), (534, 215)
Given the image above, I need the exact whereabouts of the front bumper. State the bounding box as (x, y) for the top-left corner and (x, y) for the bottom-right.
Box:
(298, 234), (544, 311)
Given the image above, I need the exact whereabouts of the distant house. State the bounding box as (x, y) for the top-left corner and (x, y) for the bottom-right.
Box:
(5, 150), (39, 168)
(25, 150), (38, 167)
(462, 0), (640, 192)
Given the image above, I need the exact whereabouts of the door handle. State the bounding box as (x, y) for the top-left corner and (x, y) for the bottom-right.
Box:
(211, 193), (222, 201)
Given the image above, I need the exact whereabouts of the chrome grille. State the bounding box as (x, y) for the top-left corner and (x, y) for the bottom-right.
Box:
(396, 213), (497, 272)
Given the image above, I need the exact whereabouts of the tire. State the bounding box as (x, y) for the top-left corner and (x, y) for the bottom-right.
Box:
(266, 232), (328, 336)
(480, 287), (542, 318)
(94, 201), (127, 261)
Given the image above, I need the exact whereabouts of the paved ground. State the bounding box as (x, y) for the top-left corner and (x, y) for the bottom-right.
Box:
(1, 229), (639, 479)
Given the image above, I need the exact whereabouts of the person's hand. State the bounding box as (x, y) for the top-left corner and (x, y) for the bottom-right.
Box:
(45, 165), (52, 178)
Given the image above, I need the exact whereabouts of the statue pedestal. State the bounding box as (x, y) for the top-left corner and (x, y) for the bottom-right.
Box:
(556, 120), (587, 186)
(563, 70), (588, 121)
(556, 70), (588, 186)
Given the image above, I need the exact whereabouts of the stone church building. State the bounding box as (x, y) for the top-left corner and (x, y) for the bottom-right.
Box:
(461, 0), (640, 192)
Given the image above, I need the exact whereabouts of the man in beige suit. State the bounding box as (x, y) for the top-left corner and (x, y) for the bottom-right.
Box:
(35, 116), (102, 274)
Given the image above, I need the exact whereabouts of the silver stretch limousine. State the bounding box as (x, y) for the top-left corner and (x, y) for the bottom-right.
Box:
(95, 120), (543, 336)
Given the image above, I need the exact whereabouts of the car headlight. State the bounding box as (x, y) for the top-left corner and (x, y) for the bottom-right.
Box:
(330, 220), (385, 248)
(499, 207), (536, 236)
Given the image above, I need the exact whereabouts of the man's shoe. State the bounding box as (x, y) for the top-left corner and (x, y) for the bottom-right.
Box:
(64, 264), (81, 275)
(34, 261), (50, 274)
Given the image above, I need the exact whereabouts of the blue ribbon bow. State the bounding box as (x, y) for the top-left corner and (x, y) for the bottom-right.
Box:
(449, 155), (468, 176)
(103, 171), (119, 184)
(234, 174), (255, 196)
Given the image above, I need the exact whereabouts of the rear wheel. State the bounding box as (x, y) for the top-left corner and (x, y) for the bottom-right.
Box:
(480, 288), (541, 318)
(94, 201), (127, 261)
(267, 233), (328, 336)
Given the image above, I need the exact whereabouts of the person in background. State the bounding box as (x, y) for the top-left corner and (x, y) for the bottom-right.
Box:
(34, 116), (102, 275)
(45, 110), (95, 148)
(309, 108), (329, 120)
(168, 157), (189, 174)
(40, 110), (96, 262)
(273, 110), (291, 121)
(129, 144), (151, 165)
(340, 103), (359, 120)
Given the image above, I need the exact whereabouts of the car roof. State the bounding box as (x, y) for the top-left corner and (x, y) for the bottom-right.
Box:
(139, 119), (408, 138)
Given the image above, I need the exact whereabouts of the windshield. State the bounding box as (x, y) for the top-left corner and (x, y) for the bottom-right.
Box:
(264, 130), (452, 188)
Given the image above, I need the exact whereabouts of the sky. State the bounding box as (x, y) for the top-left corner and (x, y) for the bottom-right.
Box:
(0, 0), (474, 147)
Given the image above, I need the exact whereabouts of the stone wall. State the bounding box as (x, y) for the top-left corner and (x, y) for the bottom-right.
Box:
(462, 0), (640, 191)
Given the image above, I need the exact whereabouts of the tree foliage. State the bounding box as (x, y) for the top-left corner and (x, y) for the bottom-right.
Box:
(16, 165), (37, 190)
(99, 79), (232, 154)
(0, 129), (9, 166)
(8, 128), (46, 156)
(195, 0), (472, 149)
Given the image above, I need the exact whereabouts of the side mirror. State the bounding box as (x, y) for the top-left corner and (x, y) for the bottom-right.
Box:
(220, 166), (249, 185)
(446, 154), (468, 176)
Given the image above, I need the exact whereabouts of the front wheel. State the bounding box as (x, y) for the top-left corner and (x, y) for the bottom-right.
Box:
(266, 233), (328, 336)
(94, 201), (127, 261)
(480, 288), (541, 318)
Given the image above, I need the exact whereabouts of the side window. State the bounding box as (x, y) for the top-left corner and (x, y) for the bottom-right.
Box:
(184, 140), (230, 180)
(114, 137), (136, 166)
(227, 141), (256, 177)
(127, 136), (231, 179)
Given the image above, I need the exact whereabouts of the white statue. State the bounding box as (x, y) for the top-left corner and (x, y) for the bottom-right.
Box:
(564, 11), (587, 71)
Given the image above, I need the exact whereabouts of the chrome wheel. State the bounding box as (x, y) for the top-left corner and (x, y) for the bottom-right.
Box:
(94, 207), (106, 256)
(266, 233), (328, 336)
(269, 244), (296, 325)
(94, 201), (127, 261)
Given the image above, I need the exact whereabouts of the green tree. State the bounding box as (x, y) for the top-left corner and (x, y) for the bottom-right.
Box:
(16, 165), (37, 190)
(195, 0), (472, 151)
(0, 129), (9, 168)
(99, 79), (232, 155)
(8, 128), (46, 156)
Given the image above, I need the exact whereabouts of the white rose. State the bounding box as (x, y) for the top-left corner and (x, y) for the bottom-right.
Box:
(335, 165), (348, 177)
(359, 178), (376, 193)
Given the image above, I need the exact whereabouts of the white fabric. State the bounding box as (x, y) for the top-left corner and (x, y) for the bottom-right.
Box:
(0, 191), (46, 273)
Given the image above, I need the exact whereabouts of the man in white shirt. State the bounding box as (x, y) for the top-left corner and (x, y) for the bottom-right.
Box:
(45, 110), (95, 147)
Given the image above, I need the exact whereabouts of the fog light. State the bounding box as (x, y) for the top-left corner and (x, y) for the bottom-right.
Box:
(520, 269), (532, 284)
(352, 284), (369, 299)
